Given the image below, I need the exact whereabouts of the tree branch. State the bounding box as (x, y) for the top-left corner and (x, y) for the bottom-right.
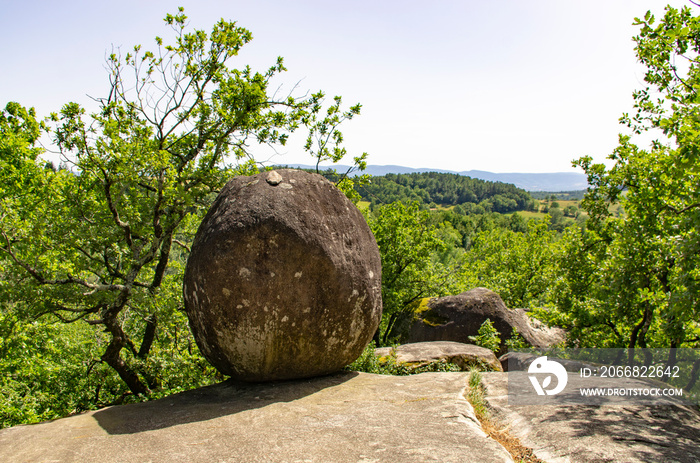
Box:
(173, 239), (191, 253)
(0, 230), (128, 291)
(664, 202), (700, 215)
(103, 173), (134, 247)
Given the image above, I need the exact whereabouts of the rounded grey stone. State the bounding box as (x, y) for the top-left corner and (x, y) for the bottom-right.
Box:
(183, 169), (382, 381)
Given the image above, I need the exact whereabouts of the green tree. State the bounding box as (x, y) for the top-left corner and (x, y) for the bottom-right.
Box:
(563, 205), (578, 218)
(468, 319), (501, 352)
(0, 311), (121, 428)
(548, 206), (568, 231)
(367, 202), (457, 344)
(559, 4), (700, 349)
(302, 96), (370, 202)
(462, 218), (561, 309)
(0, 9), (365, 399)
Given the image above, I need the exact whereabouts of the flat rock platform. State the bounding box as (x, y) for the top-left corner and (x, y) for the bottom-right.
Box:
(0, 372), (514, 463)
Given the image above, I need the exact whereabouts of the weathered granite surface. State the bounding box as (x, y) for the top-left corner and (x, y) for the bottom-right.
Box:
(481, 372), (700, 463)
(184, 169), (382, 381)
(375, 341), (503, 372)
(0, 372), (514, 463)
(393, 288), (564, 355)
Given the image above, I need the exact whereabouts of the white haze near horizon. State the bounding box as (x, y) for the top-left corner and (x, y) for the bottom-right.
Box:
(0, 0), (691, 173)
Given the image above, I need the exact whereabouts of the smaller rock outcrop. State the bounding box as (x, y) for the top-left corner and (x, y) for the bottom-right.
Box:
(375, 341), (502, 371)
(391, 288), (563, 354)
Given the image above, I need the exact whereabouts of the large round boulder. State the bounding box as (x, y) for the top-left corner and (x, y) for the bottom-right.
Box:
(183, 169), (382, 382)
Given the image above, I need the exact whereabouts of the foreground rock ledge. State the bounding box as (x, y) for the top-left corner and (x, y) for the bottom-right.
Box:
(0, 372), (513, 463)
(184, 169), (382, 381)
(481, 372), (700, 463)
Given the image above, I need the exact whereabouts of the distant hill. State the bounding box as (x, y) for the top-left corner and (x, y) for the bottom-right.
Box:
(283, 164), (588, 192)
(353, 171), (531, 212)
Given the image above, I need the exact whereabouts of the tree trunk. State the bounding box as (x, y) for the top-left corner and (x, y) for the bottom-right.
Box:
(102, 338), (150, 396)
(627, 304), (653, 365)
(382, 312), (399, 346)
(102, 311), (150, 396)
(372, 327), (381, 346)
(638, 304), (653, 366)
(686, 359), (700, 391)
(138, 314), (157, 358)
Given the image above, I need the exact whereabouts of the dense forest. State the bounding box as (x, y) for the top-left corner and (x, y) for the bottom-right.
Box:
(354, 172), (534, 212)
(2, 5), (700, 427)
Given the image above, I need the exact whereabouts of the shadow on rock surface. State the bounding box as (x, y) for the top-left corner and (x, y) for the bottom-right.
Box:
(539, 403), (700, 463)
(94, 371), (359, 435)
(482, 372), (700, 463)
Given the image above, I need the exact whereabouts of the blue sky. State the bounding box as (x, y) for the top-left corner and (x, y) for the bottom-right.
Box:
(0, 0), (692, 172)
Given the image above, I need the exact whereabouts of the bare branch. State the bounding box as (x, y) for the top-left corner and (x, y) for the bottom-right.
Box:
(173, 239), (191, 253)
(103, 173), (134, 247)
(664, 202), (700, 214)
